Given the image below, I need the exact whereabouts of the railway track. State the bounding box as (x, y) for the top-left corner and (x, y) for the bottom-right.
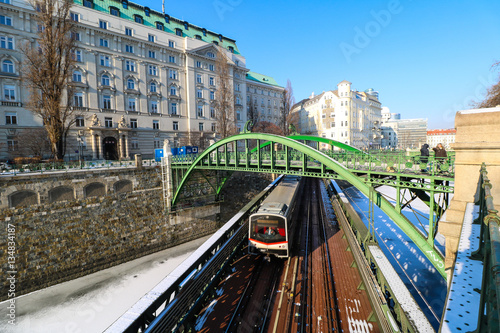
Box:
(192, 178), (378, 332)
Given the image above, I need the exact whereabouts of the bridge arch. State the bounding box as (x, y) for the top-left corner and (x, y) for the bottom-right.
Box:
(172, 133), (445, 278)
(250, 134), (364, 154)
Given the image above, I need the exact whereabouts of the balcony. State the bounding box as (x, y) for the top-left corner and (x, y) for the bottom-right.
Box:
(1, 101), (22, 107)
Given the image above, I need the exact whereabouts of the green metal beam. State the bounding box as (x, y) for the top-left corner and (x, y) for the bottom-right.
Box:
(249, 134), (364, 153)
(171, 133), (446, 278)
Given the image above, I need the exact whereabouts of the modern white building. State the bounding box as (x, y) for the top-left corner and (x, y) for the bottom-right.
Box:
(245, 72), (284, 128)
(427, 129), (456, 150)
(0, 0), (283, 160)
(291, 80), (382, 149)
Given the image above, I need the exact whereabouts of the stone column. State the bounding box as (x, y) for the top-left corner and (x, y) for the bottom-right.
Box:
(124, 134), (130, 159)
(439, 106), (500, 280)
(96, 133), (101, 160)
(92, 133), (98, 160)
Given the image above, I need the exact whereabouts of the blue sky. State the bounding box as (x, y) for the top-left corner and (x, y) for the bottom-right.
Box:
(150, 0), (500, 129)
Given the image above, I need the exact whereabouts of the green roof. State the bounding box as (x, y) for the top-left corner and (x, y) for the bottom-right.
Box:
(74, 0), (240, 54)
(246, 71), (282, 88)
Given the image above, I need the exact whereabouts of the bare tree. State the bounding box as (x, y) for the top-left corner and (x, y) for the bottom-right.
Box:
(21, 0), (77, 160)
(247, 96), (259, 127)
(252, 121), (283, 135)
(15, 128), (51, 158)
(279, 79), (296, 135)
(213, 47), (237, 139)
(476, 61), (500, 108)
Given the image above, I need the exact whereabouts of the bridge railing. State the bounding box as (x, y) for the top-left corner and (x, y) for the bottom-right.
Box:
(471, 162), (500, 333)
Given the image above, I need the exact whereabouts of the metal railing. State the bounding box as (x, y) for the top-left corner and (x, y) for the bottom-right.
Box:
(0, 159), (160, 176)
(471, 162), (500, 333)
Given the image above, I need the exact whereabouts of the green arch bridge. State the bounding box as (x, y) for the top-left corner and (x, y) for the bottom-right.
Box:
(166, 132), (454, 279)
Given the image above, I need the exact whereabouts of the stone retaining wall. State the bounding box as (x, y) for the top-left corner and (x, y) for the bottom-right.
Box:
(0, 167), (219, 301)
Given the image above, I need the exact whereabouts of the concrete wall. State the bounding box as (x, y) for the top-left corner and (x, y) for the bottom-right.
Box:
(0, 167), (219, 301)
(439, 107), (500, 279)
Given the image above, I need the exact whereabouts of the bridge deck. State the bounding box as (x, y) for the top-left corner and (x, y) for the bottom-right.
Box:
(441, 203), (482, 332)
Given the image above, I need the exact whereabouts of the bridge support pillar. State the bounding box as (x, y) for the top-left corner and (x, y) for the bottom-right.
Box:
(439, 106), (500, 281)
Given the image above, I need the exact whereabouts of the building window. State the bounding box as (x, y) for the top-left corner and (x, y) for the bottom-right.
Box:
(235, 83), (240, 91)
(83, 0), (93, 8)
(197, 89), (203, 99)
(156, 22), (164, 30)
(164, 14), (170, 23)
(102, 95), (111, 109)
(131, 140), (138, 149)
(173, 121), (178, 130)
(196, 74), (202, 84)
(72, 70), (82, 82)
(153, 120), (159, 129)
(125, 27), (132, 36)
(183, 22), (189, 30)
(70, 12), (79, 22)
(207, 52), (215, 58)
(196, 61), (202, 68)
(149, 65), (158, 76)
(130, 118), (137, 128)
(154, 138), (161, 149)
(148, 34), (156, 43)
(134, 15), (143, 24)
(150, 81), (157, 93)
(209, 64), (214, 71)
(71, 32), (81, 41)
(195, 35), (202, 40)
(101, 74), (110, 86)
(169, 69), (177, 80)
(209, 76), (215, 86)
(4, 85), (15, 100)
(76, 116), (84, 127)
(72, 49), (82, 62)
(110, 7), (120, 16)
(170, 86), (177, 95)
(236, 97), (241, 105)
(148, 50), (156, 59)
(7, 139), (17, 151)
(210, 91), (215, 100)
(99, 38), (109, 48)
(202, 28), (207, 36)
(105, 117), (113, 128)
(211, 123), (216, 132)
(170, 102), (177, 115)
(122, 0), (128, 9)
(199, 123), (204, 131)
(125, 44), (134, 53)
(127, 98), (136, 111)
(151, 101), (158, 113)
(210, 107), (215, 118)
(0, 36), (14, 50)
(168, 55), (175, 63)
(5, 112), (17, 125)
(168, 40), (175, 48)
(99, 20), (107, 30)
(144, 7), (150, 17)
(212, 41), (218, 46)
(175, 28), (182, 37)
(100, 55), (111, 67)
(73, 92), (83, 107)
(197, 105), (203, 117)
(125, 60), (136, 72)
(228, 46), (234, 53)
(127, 79), (135, 90)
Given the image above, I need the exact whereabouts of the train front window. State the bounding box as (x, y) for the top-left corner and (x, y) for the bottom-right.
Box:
(250, 216), (286, 243)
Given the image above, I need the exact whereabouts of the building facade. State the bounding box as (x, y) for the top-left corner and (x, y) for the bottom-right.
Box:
(245, 72), (284, 128)
(427, 129), (456, 150)
(0, 0), (283, 160)
(291, 80), (382, 149)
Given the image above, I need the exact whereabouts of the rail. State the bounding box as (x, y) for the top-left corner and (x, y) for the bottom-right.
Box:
(0, 159), (160, 175)
(470, 162), (500, 333)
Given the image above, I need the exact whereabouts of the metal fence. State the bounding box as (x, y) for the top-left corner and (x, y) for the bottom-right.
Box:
(471, 162), (500, 332)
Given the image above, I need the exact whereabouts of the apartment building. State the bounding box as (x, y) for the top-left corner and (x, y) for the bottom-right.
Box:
(0, 0), (283, 160)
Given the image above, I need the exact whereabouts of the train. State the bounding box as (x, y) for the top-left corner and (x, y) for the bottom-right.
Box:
(248, 175), (303, 258)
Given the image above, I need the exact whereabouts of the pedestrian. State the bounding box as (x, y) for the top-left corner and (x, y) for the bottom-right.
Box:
(420, 144), (429, 172)
(433, 143), (448, 173)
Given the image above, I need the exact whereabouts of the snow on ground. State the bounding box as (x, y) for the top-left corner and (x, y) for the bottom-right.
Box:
(0, 236), (210, 333)
(333, 181), (448, 330)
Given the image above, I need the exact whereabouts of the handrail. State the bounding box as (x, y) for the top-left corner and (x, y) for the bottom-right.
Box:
(471, 162), (500, 333)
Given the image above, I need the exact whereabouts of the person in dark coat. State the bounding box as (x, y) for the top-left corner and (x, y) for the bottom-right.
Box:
(420, 144), (429, 172)
(433, 143), (447, 159)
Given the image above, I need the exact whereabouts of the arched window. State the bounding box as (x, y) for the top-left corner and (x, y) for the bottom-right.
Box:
(72, 70), (82, 82)
(144, 7), (150, 17)
(122, 0), (128, 9)
(83, 0), (93, 9)
(164, 14), (170, 23)
(109, 6), (120, 16)
(134, 15), (143, 24)
(218, 34), (223, 42)
(2, 59), (14, 73)
(127, 78), (135, 90)
(150, 81), (157, 93)
(201, 28), (207, 36)
(183, 22), (189, 30)
(101, 74), (110, 86)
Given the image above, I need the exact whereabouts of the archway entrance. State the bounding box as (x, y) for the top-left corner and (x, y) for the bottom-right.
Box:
(103, 137), (118, 160)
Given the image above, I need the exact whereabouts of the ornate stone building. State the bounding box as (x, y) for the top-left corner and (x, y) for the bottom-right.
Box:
(0, 0), (283, 160)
